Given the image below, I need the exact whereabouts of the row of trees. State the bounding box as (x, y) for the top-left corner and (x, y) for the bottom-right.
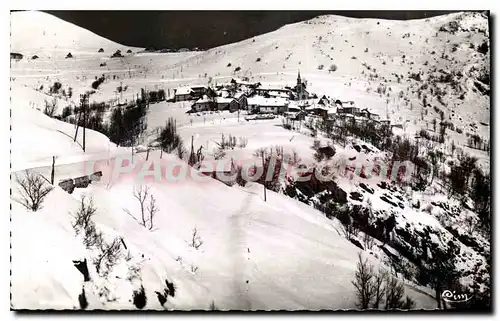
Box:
(147, 89), (166, 103)
(448, 154), (491, 228)
(108, 98), (148, 146)
(467, 134), (490, 152)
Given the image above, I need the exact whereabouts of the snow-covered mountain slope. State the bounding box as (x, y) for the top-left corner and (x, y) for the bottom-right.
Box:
(10, 83), (119, 171)
(10, 121), (437, 310)
(10, 11), (140, 56)
(10, 11), (490, 310)
(11, 11), (489, 168)
(160, 11), (489, 144)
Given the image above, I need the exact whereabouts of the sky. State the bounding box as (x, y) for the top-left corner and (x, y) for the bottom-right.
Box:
(44, 11), (463, 50)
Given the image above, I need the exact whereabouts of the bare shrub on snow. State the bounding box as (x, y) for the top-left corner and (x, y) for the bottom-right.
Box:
(71, 196), (123, 276)
(94, 237), (123, 276)
(73, 196), (97, 234)
(43, 99), (57, 117)
(190, 264), (199, 274)
(72, 196), (106, 249)
(126, 185), (158, 230)
(188, 227), (203, 250)
(15, 170), (53, 211)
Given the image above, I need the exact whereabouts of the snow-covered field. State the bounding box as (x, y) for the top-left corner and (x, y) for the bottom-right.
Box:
(10, 10), (490, 310)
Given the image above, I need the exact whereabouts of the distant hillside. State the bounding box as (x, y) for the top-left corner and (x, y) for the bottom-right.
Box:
(45, 10), (463, 50)
(10, 11), (141, 55)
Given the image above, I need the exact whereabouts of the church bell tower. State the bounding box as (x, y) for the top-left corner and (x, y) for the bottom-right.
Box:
(297, 70), (302, 100)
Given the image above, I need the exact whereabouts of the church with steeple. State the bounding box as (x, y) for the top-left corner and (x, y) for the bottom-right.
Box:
(294, 70), (309, 101)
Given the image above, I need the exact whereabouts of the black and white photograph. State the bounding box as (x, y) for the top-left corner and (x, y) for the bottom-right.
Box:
(9, 7), (491, 312)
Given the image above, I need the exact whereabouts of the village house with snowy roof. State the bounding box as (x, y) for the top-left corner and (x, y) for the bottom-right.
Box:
(172, 85), (213, 102)
(247, 96), (289, 114)
(173, 86), (195, 102)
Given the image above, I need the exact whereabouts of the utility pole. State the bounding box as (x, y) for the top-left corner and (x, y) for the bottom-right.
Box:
(79, 93), (88, 152)
(83, 101), (86, 152)
(73, 111), (80, 142)
(51, 156), (55, 185)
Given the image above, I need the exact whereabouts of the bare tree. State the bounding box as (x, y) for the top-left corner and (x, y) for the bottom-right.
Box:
(341, 219), (359, 240)
(147, 195), (159, 231)
(134, 185), (149, 228)
(125, 185), (159, 230)
(352, 253), (375, 309)
(384, 276), (405, 309)
(373, 268), (388, 308)
(15, 170), (54, 211)
(72, 196), (103, 249)
(72, 195), (97, 233)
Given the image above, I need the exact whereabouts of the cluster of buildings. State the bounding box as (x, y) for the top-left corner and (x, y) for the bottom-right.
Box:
(170, 71), (309, 114)
(169, 71), (390, 127)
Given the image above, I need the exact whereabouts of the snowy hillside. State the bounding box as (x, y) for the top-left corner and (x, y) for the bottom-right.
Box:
(156, 12), (490, 152)
(11, 11), (490, 167)
(10, 11), (490, 310)
(10, 11), (140, 56)
(9, 121), (437, 310)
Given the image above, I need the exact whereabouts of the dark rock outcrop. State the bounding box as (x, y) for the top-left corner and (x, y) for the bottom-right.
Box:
(73, 259), (90, 282)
